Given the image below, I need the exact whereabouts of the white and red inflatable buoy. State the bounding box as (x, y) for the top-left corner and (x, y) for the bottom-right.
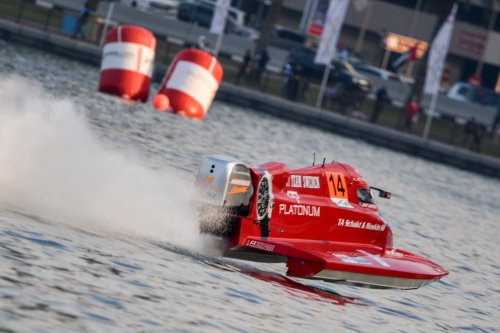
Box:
(153, 48), (223, 119)
(98, 25), (156, 102)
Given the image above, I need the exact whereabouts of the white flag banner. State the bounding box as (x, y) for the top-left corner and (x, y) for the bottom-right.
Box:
(210, 0), (230, 35)
(423, 4), (457, 96)
(314, 0), (350, 65)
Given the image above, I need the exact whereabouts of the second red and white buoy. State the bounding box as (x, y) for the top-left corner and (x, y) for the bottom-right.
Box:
(153, 48), (223, 119)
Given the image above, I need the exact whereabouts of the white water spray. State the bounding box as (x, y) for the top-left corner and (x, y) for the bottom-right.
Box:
(0, 76), (205, 250)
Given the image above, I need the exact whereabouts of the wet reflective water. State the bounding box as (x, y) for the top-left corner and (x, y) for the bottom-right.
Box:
(0, 40), (499, 332)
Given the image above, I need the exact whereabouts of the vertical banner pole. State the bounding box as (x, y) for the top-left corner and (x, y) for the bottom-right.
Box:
(423, 93), (438, 139)
(316, 65), (331, 108)
(214, 33), (224, 56)
(313, 0), (350, 109)
(422, 5), (458, 140)
(210, 0), (230, 56)
(99, 2), (115, 47)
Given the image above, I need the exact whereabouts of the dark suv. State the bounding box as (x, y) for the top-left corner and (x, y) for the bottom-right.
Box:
(286, 47), (372, 97)
(270, 26), (306, 50)
(177, 2), (236, 33)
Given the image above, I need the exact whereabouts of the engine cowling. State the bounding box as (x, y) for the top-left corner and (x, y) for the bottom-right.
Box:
(195, 155), (254, 236)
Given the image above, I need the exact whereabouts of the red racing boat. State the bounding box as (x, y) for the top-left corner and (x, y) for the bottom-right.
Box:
(195, 155), (448, 289)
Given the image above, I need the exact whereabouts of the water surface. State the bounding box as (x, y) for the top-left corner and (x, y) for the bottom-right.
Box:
(0, 40), (498, 332)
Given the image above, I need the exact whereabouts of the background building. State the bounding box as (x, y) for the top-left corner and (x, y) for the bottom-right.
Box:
(234, 0), (500, 90)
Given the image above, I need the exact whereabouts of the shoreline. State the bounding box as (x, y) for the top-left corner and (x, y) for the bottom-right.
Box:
(1, 18), (499, 178)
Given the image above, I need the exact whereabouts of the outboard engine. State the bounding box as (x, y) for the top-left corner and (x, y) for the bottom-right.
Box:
(195, 155), (254, 236)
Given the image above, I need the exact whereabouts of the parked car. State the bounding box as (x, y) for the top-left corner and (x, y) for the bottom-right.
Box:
(193, 0), (246, 26)
(352, 63), (401, 82)
(447, 82), (499, 106)
(333, 48), (365, 64)
(232, 26), (260, 41)
(177, 2), (213, 27)
(177, 0), (245, 28)
(286, 47), (372, 97)
(177, 1), (241, 33)
(120, 0), (179, 12)
(149, 0), (179, 11)
(270, 25), (306, 50)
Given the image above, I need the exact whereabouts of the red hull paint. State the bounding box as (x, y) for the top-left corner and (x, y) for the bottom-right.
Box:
(223, 161), (448, 289)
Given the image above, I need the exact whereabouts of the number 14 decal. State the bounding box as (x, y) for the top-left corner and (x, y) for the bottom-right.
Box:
(326, 172), (348, 199)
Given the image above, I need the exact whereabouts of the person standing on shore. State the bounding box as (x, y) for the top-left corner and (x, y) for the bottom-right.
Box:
(281, 62), (294, 96)
(235, 50), (252, 84)
(463, 117), (484, 151)
(254, 49), (269, 85)
(286, 64), (302, 101)
(370, 85), (390, 123)
(403, 96), (419, 131)
(73, 1), (90, 39)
